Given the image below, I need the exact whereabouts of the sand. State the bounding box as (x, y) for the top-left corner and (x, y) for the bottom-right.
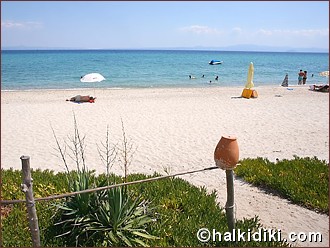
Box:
(1, 85), (329, 246)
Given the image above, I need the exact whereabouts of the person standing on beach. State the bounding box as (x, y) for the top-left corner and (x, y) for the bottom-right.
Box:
(303, 71), (307, 84)
(298, 70), (304, 85)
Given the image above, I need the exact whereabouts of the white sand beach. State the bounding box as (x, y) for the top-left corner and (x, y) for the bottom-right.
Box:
(1, 85), (329, 246)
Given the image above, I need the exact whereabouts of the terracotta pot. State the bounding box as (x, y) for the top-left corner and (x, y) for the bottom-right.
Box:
(214, 135), (239, 170)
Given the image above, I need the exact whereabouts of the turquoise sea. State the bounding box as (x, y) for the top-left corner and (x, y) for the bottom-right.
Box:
(1, 50), (329, 91)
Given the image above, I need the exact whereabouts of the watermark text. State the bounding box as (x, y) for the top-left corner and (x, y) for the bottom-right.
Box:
(196, 228), (322, 243)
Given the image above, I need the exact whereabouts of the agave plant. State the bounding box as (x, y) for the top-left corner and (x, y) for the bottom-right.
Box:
(54, 170), (157, 246)
(52, 115), (157, 246)
(86, 186), (158, 246)
(53, 169), (103, 246)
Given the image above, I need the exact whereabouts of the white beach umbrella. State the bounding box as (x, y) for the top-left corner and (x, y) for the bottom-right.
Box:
(245, 62), (254, 89)
(80, 73), (105, 96)
(80, 73), (105, 83)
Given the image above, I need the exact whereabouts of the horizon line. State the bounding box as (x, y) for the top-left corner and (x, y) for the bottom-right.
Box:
(2, 48), (329, 54)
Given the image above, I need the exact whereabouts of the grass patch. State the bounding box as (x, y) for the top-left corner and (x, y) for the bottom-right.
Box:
(1, 168), (288, 247)
(234, 156), (329, 214)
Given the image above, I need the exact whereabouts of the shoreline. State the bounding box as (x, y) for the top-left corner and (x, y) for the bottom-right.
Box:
(1, 85), (329, 246)
(1, 82), (327, 93)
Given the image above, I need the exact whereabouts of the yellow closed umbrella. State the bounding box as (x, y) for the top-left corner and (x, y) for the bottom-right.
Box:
(245, 62), (254, 89)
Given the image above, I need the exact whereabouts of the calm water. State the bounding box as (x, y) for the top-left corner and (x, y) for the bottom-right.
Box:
(1, 50), (329, 91)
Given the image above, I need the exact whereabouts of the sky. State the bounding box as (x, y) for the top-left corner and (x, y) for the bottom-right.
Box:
(1, 1), (329, 51)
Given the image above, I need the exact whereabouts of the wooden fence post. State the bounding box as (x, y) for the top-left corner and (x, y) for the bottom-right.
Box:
(225, 170), (235, 233)
(20, 156), (41, 247)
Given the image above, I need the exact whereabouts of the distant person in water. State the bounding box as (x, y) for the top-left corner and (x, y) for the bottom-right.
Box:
(202, 74), (205, 78)
(215, 76), (219, 81)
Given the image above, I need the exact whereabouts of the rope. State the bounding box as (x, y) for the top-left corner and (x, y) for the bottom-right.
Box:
(1, 166), (220, 205)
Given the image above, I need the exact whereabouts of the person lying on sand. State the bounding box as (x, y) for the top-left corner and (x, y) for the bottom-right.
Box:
(309, 85), (329, 93)
(66, 95), (96, 103)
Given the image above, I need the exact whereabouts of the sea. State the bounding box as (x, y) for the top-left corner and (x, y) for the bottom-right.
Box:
(1, 49), (329, 91)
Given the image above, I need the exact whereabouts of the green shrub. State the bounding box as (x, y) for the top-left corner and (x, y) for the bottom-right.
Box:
(126, 173), (287, 247)
(234, 156), (329, 213)
(0, 168), (70, 247)
(1, 169), (288, 247)
(1, 168), (69, 201)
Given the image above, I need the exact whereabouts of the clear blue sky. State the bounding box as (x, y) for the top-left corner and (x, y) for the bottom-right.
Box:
(1, 1), (329, 50)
